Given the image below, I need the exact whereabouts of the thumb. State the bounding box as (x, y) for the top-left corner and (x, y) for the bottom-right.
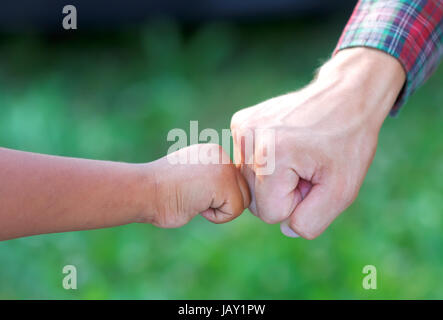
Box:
(280, 178), (312, 238)
(283, 175), (345, 240)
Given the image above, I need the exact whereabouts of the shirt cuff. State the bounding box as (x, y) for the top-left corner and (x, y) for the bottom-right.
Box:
(333, 0), (443, 116)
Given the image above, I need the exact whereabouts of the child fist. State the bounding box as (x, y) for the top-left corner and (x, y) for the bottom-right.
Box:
(145, 144), (250, 228)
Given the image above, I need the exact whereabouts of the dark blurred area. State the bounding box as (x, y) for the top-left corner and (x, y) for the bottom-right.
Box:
(1, 0), (356, 32)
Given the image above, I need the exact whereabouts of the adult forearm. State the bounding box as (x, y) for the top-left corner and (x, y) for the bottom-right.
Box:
(0, 148), (154, 240)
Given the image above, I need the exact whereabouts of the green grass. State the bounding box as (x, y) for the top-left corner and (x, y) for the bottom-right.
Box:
(0, 17), (442, 299)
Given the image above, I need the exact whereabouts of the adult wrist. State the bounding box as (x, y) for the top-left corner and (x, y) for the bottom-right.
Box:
(316, 47), (406, 126)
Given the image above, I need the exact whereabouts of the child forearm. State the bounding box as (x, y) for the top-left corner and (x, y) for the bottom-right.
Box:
(0, 147), (154, 241)
(0, 144), (250, 241)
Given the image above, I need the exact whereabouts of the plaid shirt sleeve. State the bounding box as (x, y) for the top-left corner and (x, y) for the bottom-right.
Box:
(334, 0), (443, 115)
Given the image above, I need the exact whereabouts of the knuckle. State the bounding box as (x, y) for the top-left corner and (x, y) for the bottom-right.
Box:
(205, 143), (230, 165)
(231, 111), (255, 133)
(289, 217), (322, 240)
(260, 214), (278, 224)
(230, 110), (245, 129)
(205, 143), (223, 154)
(301, 230), (320, 240)
(258, 209), (288, 224)
(337, 178), (360, 209)
(210, 214), (228, 224)
(343, 192), (357, 208)
(349, 187), (361, 205)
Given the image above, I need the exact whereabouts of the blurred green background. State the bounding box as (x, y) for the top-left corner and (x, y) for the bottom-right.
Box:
(0, 16), (442, 299)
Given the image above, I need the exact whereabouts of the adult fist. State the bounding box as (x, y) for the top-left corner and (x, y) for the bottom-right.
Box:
(230, 48), (406, 239)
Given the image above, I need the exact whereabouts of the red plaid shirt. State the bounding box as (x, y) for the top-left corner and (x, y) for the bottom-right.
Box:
(335, 0), (443, 115)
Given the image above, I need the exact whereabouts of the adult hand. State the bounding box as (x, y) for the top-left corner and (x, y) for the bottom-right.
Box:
(230, 47), (406, 239)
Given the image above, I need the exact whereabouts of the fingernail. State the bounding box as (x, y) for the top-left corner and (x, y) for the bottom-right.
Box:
(280, 219), (299, 238)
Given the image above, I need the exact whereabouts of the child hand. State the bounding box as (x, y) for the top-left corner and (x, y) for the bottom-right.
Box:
(145, 144), (251, 228)
(0, 145), (249, 240)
